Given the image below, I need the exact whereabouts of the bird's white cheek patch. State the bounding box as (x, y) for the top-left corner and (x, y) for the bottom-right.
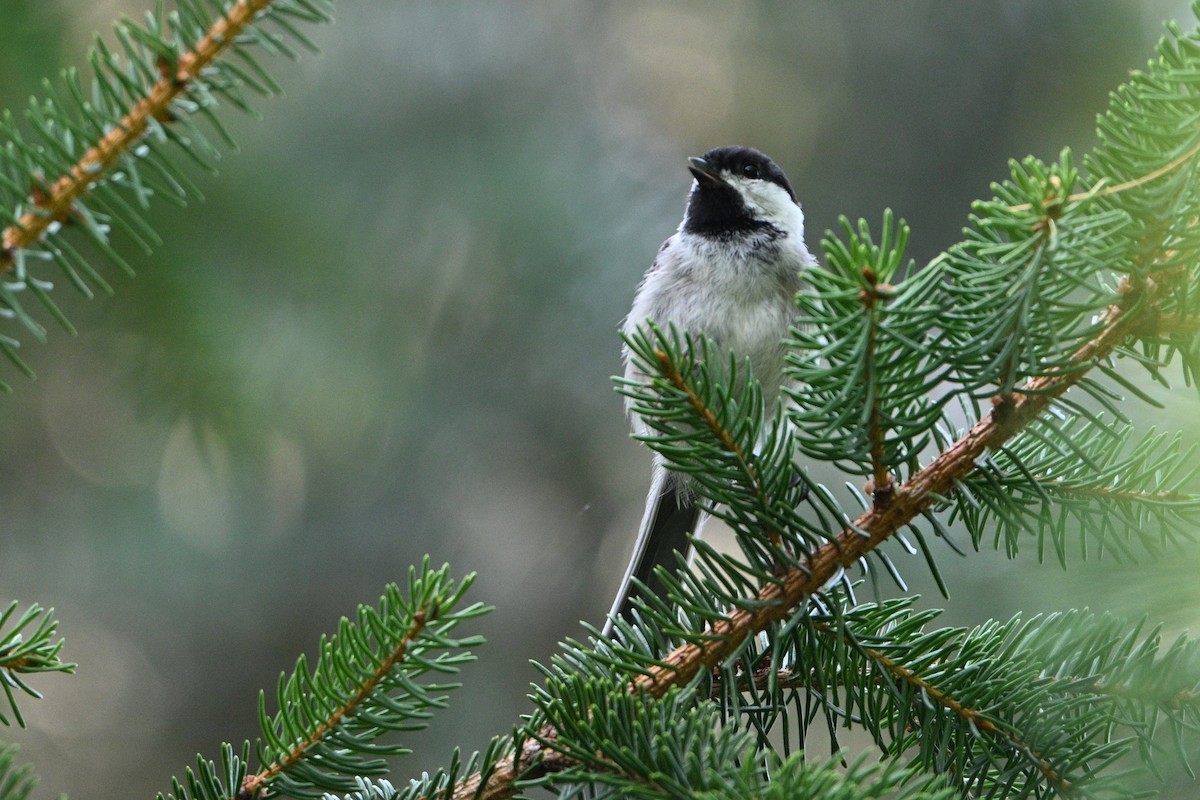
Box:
(726, 176), (805, 235)
(751, 183), (800, 220)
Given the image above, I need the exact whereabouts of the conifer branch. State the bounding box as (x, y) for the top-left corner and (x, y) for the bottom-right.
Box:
(653, 348), (780, 545)
(0, 0), (274, 275)
(853, 639), (1070, 794)
(859, 265), (897, 505)
(160, 565), (487, 800)
(708, 620), (1071, 792)
(240, 608), (430, 799)
(654, 349), (759, 489)
(632, 273), (1164, 696)
(21, 3), (1184, 797)
(0, 743), (38, 800)
(1006, 136), (1200, 213)
(0, 602), (74, 728)
(433, 274), (1175, 800)
(446, 728), (571, 800)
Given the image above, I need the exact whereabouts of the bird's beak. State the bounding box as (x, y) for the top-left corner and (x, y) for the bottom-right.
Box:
(687, 156), (723, 185)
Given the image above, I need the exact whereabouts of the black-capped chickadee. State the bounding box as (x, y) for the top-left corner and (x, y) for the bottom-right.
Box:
(605, 145), (815, 634)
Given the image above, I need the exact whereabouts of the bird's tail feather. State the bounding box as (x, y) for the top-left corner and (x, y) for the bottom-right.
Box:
(603, 469), (703, 635)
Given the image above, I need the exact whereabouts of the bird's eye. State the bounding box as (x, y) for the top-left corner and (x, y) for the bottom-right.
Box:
(741, 163), (761, 179)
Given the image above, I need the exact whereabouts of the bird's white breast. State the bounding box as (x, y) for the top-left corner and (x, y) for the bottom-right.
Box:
(623, 227), (811, 417)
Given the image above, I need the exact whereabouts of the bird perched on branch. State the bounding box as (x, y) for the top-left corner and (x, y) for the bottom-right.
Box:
(606, 145), (815, 634)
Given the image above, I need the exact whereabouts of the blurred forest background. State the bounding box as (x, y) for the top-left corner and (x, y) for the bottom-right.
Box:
(2, 2), (1199, 798)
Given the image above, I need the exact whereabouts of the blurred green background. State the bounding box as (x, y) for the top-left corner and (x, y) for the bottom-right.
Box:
(1, 2), (1199, 798)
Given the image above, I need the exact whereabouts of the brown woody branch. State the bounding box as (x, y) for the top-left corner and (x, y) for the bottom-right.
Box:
(240, 607), (430, 799)
(858, 640), (1070, 793)
(447, 274), (1170, 800)
(629, 280), (1154, 696)
(860, 265), (898, 505)
(709, 622), (1071, 792)
(0, 0), (276, 274)
(654, 348), (781, 546)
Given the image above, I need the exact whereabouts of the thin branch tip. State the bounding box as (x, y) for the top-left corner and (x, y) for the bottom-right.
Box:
(0, 0), (277, 274)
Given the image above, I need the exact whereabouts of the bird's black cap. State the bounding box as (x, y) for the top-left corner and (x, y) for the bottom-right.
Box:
(688, 146), (796, 202)
(683, 146), (796, 237)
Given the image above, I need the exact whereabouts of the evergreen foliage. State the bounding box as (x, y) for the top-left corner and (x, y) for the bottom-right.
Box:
(0, 0), (333, 390)
(788, 211), (949, 478)
(0, 743), (41, 800)
(486, 4), (1200, 797)
(0, 602), (72, 729)
(159, 560), (488, 800)
(2, 1), (1200, 799)
(953, 417), (1200, 562)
